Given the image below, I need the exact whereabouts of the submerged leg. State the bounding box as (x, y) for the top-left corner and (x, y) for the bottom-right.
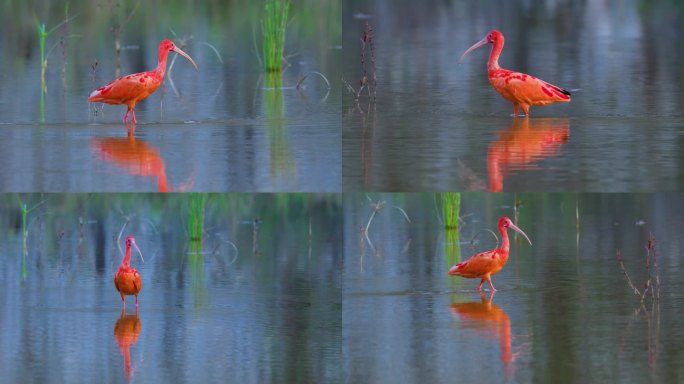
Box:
(135, 294), (139, 308)
(522, 105), (530, 117)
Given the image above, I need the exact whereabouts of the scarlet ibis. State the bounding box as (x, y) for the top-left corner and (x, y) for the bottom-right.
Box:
(114, 236), (144, 308)
(448, 217), (531, 291)
(459, 30), (570, 117)
(89, 40), (198, 123)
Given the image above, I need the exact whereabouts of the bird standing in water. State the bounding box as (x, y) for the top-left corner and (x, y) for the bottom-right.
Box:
(448, 217), (531, 291)
(114, 236), (144, 309)
(89, 39), (198, 123)
(459, 30), (571, 117)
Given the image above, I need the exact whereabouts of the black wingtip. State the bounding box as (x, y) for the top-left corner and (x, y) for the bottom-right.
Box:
(552, 85), (571, 96)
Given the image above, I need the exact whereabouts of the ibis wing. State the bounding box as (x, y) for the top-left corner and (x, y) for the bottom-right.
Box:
(453, 250), (501, 278)
(491, 71), (570, 106)
(89, 72), (159, 105)
(133, 272), (142, 293)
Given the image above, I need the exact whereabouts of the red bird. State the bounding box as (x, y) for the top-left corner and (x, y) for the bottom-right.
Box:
(448, 217), (532, 291)
(89, 40), (198, 123)
(114, 236), (144, 309)
(460, 30), (570, 117)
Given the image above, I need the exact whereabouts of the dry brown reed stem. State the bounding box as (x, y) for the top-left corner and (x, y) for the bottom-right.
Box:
(111, 2), (139, 77)
(617, 249), (641, 296)
(617, 233), (660, 304)
(364, 200), (385, 238)
(645, 234), (659, 301)
(343, 21), (376, 101)
(252, 217), (261, 256)
(617, 234), (661, 372)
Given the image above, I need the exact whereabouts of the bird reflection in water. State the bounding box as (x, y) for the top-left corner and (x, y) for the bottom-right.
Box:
(487, 118), (569, 191)
(91, 123), (194, 192)
(450, 292), (514, 377)
(114, 309), (142, 381)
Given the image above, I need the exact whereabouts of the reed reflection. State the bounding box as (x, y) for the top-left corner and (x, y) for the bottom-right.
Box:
(487, 118), (569, 191)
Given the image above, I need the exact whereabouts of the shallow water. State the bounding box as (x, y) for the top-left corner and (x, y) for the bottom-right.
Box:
(344, 115), (684, 191)
(342, 1), (684, 191)
(344, 193), (684, 383)
(0, 1), (340, 192)
(0, 194), (342, 383)
(0, 117), (339, 192)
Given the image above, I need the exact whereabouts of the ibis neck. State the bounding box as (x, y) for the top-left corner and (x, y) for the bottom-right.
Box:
(122, 246), (132, 266)
(487, 40), (503, 71)
(499, 225), (510, 252)
(156, 50), (171, 78)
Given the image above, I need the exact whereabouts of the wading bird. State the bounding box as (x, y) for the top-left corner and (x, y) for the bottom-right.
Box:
(89, 40), (198, 123)
(459, 30), (570, 117)
(448, 217), (531, 291)
(114, 236), (144, 309)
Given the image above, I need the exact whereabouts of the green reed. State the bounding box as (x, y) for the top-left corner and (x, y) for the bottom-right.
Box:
(188, 193), (208, 242)
(19, 199), (46, 281)
(441, 193), (461, 288)
(261, 0), (291, 72)
(442, 192), (460, 230)
(34, 6), (78, 90)
(33, 4), (78, 122)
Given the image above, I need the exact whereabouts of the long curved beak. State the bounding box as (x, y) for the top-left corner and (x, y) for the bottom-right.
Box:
(171, 46), (198, 71)
(458, 37), (490, 64)
(508, 222), (532, 246)
(133, 241), (145, 263)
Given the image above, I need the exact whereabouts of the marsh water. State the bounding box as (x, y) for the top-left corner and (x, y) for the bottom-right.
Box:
(0, 1), (340, 192)
(343, 1), (684, 191)
(344, 193), (684, 383)
(0, 194), (342, 383)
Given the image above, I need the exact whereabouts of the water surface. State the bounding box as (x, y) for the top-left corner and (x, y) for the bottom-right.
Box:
(344, 193), (684, 383)
(0, 1), (340, 192)
(0, 194), (342, 383)
(342, 1), (684, 191)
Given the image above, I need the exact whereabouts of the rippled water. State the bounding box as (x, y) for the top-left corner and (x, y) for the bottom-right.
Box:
(342, 0), (684, 191)
(0, 1), (340, 192)
(0, 117), (339, 192)
(0, 194), (342, 383)
(344, 193), (684, 383)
